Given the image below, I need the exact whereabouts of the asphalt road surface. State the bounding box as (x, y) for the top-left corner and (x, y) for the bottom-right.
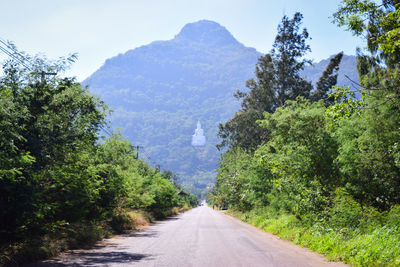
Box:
(28, 206), (347, 267)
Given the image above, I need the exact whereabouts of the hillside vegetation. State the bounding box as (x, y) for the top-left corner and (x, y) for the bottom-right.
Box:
(0, 54), (197, 266)
(83, 20), (358, 196)
(209, 6), (400, 266)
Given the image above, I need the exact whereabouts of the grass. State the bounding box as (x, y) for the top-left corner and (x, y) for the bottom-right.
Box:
(227, 207), (400, 266)
(0, 206), (190, 266)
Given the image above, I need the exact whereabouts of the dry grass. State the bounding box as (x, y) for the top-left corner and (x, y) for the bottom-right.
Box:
(1, 207), (194, 266)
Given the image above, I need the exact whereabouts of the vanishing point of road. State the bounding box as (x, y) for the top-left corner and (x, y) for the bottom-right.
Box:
(28, 206), (347, 267)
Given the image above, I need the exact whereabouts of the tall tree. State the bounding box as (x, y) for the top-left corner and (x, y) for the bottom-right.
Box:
(331, 0), (400, 209)
(333, 0), (400, 104)
(311, 52), (344, 105)
(334, 0), (400, 66)
(218, 12), (314, 151)
(0, 54), (108, 240)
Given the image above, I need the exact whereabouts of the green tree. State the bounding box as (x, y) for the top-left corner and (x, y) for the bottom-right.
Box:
(0, 49), (197, 265)
(218, 13), (342, 151)
(0, 76), (35, 241)
(333, 0), (400, 106)
(256, 98), (338, 217)
(326, 86), (400, 209)
(0, 53), (108, 240)
(213, 149), (255, 210)
(333, 0), (400, 66)
(331, 0), (400, 209)
(311, 52), (344, 105)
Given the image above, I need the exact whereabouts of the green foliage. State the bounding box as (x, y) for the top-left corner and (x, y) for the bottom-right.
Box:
(333, 1), (400, 210)
(211, 5), (400, 266)
(333, 93), (400, 209)
(232, 205), (400, 266)
(334, 1), (400, 109)
(255, 98), (338, 218)
(333, 0), (400, 65)
(327, 187), (363, 230)
(84, 20), (357, 197)
(218, 13), (313, 151)
(311, 52), (344, 105)
(0, 51), (197, 265)
(218, 13), (343, 151)
(212, 90), (400, 265)
(84, 21), (262, 197)
(210, 149), (259, 210)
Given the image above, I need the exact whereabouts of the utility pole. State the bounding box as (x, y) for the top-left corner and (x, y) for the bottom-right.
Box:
(37, 71), (57, 84)
(136, 145), (140, 159)
(0, 40), (57, 83)
(30, 71), (57, 84)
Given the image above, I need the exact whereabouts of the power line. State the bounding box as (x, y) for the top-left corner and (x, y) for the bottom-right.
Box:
(139, 146), (164, 168)
(0, 40), (32, 70)
(0, 38), (58, 82)
(99, 125), (113, 137)
(139, 148), (153, 162)
(0, 44), (30, 69)
(0, 39), (31, 68)
(0, 38), (168, 173)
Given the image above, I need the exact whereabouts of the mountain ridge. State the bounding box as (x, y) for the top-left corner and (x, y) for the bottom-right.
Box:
(174, 20), (239, 45)
(83, 20), (358, 196)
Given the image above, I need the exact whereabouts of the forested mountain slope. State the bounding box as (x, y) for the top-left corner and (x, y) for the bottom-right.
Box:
(83, 20), (357, 196)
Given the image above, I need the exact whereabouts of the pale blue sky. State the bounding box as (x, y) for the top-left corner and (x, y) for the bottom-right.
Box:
(1, 0), (364, 81)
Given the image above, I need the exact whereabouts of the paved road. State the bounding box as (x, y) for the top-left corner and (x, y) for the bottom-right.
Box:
(28, 206), (346, 267)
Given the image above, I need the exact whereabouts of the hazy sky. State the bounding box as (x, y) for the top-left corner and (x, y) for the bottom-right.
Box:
(1, 0), (364, 81)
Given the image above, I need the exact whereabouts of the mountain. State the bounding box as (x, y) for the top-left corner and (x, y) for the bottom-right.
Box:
(83, 20), (358, 197)
(83, 20), (261, 196)
(302, 54), (358, 87)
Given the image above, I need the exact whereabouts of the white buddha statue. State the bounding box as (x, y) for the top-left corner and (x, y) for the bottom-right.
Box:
(192, 120), (206, 146)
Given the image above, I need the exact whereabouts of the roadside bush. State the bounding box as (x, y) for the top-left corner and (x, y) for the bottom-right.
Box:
(326, 187), (363, 231)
